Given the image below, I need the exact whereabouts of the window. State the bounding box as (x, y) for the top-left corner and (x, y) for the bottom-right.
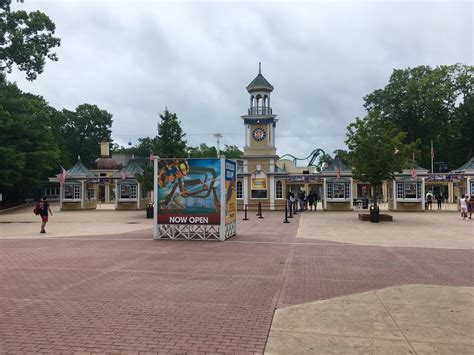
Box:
(471, 182), (474, 196)
(120, 183), (137, 200)
(327, 182), (350, 199)
(236, 180), (243, 199)
(404, 183), (417, 199)
(396, 182), (422, 200)
(275, 180), (283, 199)
(44, 187), (60, 197)
(397, 182), (404, 199)
(251, 190), (267, 199)
(64, 184), (81, 200)
(327, 182), (333, 199)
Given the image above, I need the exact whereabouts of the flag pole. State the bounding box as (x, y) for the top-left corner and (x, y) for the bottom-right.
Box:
(431, 140), (434, 173)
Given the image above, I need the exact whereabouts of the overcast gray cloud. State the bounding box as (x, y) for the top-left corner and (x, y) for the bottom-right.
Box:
(10, 0), (473, 163)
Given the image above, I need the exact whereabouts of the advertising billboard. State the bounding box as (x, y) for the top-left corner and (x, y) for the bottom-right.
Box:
(157, 158), (221, 225)
(224, 159), (237, 225)
(154, 157), (237, 241)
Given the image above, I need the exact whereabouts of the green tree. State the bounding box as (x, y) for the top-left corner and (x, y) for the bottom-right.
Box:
(156, 108), (187, 158)
(222, 144), (243, 159)
(363, 64), (473, 170)
(345, 112), (419, 209)
(0, 80), (60, 200)
(54, 104), (113, 167)
(187, 143), (217, 158)
(0, 0), (61, 81)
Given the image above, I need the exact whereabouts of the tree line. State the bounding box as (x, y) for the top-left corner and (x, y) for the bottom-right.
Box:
(1, 0), (472, 204)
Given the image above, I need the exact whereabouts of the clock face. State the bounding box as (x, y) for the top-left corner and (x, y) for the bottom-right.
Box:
(252, 127), (266, 142)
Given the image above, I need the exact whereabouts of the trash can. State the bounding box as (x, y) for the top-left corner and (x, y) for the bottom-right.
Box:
(369, 205), (380, 223)
(146, 203), (153, 219)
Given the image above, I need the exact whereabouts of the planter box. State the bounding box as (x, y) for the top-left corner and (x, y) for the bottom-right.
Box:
(358, 213), (393, 222)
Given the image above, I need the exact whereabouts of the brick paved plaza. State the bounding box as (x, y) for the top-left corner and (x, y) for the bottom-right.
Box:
(0, 206), (473, 354)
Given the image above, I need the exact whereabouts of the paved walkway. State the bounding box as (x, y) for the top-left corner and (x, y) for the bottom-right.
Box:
(266, 285), (474, 354)
(297, 210), (473, 249)
(0, 204), (151, 239)
(0, 209), (472, 354)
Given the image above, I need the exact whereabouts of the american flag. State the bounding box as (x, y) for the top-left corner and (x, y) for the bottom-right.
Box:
(121, 169), (126, 180)
(57, 166), (67, 186)
(336, 166), (341, 180)
(411, 167), (417, 178)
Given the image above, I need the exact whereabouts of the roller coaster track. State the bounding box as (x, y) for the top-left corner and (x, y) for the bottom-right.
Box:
(278, 148), (326, 167)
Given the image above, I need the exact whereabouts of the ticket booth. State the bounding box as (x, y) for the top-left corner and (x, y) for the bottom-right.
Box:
(388, 167), (428, 211)
(321, 156), (353, 211)
(58, 160), (98, 211)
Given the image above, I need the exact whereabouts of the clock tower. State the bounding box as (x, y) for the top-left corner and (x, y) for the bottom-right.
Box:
(239, 63), (286, 211)
(242, 62), (277, 157)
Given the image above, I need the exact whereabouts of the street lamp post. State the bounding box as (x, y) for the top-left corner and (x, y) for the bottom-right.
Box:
(214, 132), (223, 157)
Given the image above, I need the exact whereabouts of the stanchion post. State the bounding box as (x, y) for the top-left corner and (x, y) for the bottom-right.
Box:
(258, 202), (264, 219)
(243, 204), (249, 220)
(283, 205), (290, 223)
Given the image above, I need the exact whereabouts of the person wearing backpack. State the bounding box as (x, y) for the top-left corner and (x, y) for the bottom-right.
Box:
(37, 196), (53, 234)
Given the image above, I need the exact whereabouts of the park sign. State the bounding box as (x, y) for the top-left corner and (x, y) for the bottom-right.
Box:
(153, 158), (237, 241)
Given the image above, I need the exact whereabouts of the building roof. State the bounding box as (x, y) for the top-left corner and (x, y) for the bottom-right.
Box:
(93, 157), (117, 170)
(112, 159), (144, 179)
(453, 157), (474, 172)
(397, 166), (429, 176)
(324, 156), (352, 173)
(67, 160), (95, 178)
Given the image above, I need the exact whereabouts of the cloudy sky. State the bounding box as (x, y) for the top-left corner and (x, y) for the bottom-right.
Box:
(10, 0), (472, 163)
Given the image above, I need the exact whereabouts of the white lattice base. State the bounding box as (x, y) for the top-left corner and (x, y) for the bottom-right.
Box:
(224, 222), (236, 239)
(155, 223), (236, 241)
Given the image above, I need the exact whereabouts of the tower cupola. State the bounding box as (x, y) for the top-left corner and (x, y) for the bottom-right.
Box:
(246, 62), (273, 116)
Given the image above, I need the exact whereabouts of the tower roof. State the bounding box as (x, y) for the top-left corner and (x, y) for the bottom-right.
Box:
(246, 62), (273, 93)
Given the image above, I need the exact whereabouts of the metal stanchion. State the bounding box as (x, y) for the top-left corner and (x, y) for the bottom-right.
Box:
(283, 205), (290, 223)
(243, 204), (249, 220)
(258, 202), (264, 219)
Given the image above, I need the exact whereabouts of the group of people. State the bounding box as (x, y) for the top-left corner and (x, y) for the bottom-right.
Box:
(287, 190), (319, 212)
(459, 194), (474, 220)
(425, 193), (445, 210)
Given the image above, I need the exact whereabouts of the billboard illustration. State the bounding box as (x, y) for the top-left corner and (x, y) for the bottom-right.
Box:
(157, 158), (221, 224)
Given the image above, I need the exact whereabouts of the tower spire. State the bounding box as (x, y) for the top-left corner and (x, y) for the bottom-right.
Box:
(259, 62), (261, 74)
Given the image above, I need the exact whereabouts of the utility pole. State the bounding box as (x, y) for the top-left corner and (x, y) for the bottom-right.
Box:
(214, 132), (223, 157)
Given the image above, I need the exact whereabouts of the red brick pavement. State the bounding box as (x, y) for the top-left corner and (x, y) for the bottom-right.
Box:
(0, 212), (473, 354)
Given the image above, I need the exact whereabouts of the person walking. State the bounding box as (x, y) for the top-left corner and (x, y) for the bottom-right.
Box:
(38, 197), (53, 233)
(468, 195), (474, 220)
(308, 191), (315, 211)
(426, 192), (433, 210)
(436, 193), (443, 210)
(459, 194), (468, 220)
